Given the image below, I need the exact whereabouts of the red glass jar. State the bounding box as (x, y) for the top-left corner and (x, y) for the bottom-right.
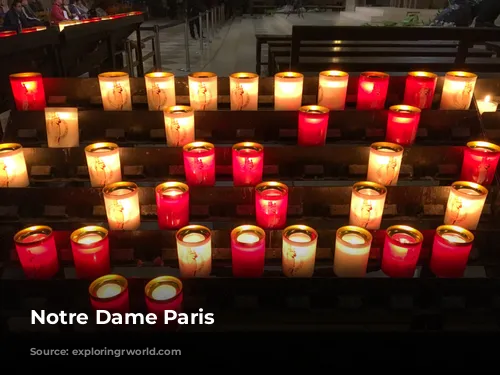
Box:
(9, 72), (46, 111)
(297, 105), (330, 146)
(356, 72), (389, 110)
(70, 226), (110, 279)
(385, 104), (421, 146)
(145, 276), (183, 329)
(183, 142), (215, 186)
(155, 182), (190, 229)
(460, 141), (500, 186)
(232, 142), (264, 186)
(255, 182), (289, 229)
(381, 225), (423, 278)
(231, 225), (266, 277)
(89, 274), (129, 314)
(403, 71), (437, 109)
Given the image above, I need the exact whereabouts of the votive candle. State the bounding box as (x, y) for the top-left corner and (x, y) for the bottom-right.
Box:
(0, 143), (29, 187)
(103, 181), (141, 230)
(349, 181), (387, 230)
(145, 276), (183, 328)
(85, 142), (122, 187)
(255, 181), (289, 229)
(403, 71), (437, 109)
(356, 71), (389, 110)
(229, 72), (259, 110)
(282, 225), (317, 277)
(274, 72), (304, 110)
(385, 105), (421, 146)
(476, 95), (498, 115)
(188, 72), (218, 110)
(444, 181), (488, 230)
(381, 225), (423, 278)
(155, 181), (189, 230)
(440, 71), (477, 110)
(333, 225), (373, 277)
(163, 105), (195, 147)
(317, 70), (349, 110)
(70, 226), (110, 279)
(44, 107), (79, 148)
(232, 142), (264, 186)
(144, 71), (176, 111)
(460, 141), (500, 186)
(98, 72), (132, 111)
(176, 225), (212, 278)
(298, 105), (330, 146)
(367, 142), (404, 186)
(231, 225), (266, 277)
(89, 274), (129, 314)
(182, 141), (215, 186)
(9, 72), (46, 111)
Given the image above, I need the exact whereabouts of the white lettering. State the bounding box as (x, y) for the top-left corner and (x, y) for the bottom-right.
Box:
(31, 310), (88, 325)
(96, 310), (157, 325)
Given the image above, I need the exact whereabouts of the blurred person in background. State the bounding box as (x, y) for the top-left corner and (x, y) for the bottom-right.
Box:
(21, 0), (44, 25)
(188, 0), (205, 39)
(69, 0), (88, 18)
(3, 0), (30, 31)
(28, 0), (44, 11)
(474, 0), (500, 27)
(51, 0), (69, 23)
(0, 0), (10, 19)
(63, 0), (78, 19)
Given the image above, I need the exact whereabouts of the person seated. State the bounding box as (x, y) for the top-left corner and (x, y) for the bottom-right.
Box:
(62, 0), (78, 19)
(21, 0), (44, 26)
(28, 0), (44, 12)
(429, 0), (484, 27)
(0, 0), (9, 19)
(50, 0), (69, 23)
(69, 0), (87, 19)
(75, 0), (89, 15)
(3, 0), (30, 31)
(475, 0), (500, 27)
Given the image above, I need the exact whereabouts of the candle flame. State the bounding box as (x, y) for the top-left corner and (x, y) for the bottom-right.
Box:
(485, 95), (491, 103)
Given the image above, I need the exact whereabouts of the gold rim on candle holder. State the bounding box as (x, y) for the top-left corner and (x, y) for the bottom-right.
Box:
(408, 71), (437, 79)
(386, 225), (423, 245)
(14, 225), (52, 244)
(232, 142), (264, 153)
(155, 181), (189, 195)
(89, 274), (128, 302)
(176, 225), (212, 247)
(103, 181), (138, 199)
(98, 72), (129, 79)
(21, 26), (47, 33)
(445, 71), (477, 79)
(336, 225), (373, 248)
(352, 181), (388, 196)
(144, 275), (183, 303)
(451, 181), (488, 197)
(370, 142), (404, 154)
(320, 70), (348, 78)
(85, 142), (119, 155)
(231, 225), (265, 245)
(360, 71), (389, 79)
(164, 105), (193, 115)
(255, 181), (288, 195)
(70, 225), (108, 245)
(183, 141), (214, 153)
(230, 72), (259, 79)
(436, 225), (474, 246)
(9, 72), (42, 79)
(189, 72), (217, 79)
(275, 72), (304, 79)
(389, 105), (421, 114)
(283, 224), (318, 245)
(0, 143), (23, 158)
(145, 72), (174, 79)
(466, 141), (500, 153)
(299, 105), (330, 115)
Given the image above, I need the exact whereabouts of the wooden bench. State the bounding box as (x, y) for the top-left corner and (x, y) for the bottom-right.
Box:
(255, 34), (290, 75)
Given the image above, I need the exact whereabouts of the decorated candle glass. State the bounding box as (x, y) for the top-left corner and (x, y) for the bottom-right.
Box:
(85, 142), (122, 187)
(145, 276), (183, 327)
(89, 274), (129, 314)
(349, 181), (387, 230)
(70, 226), (110, 279)
(14, 225), (59, 279)
(176, 225), (212, 278)
(367, 142), (404, 186)
(440, 71), (477, 110)
(163, 105), (195, 147)
(444, 181), (488, 230)
(385, 105), (421, 146)
(282, 225), (317, 277)
(476, 95), (498, 114)
(0, 143), (29, 188)
(98, 72), (132, 111)
(274, 72), (304, 110)
(317, 70), (349, 110)
(381, 225), (423, 278)
(356, 71), (389, 110)
(0, 30), (16, 37)
(333, 226), (373, 277)
(298, 105), (330, 146)
(231, 225), (266, 277)
(461, 141), (500, 186)
(44, 107), (79, 148)
(103, 182), (141, 231)
(232, 142), (264, 186)
(155, 182), (189, 229)
(144, 72), (176, 111)
(188, 72), (218, 110)
(403, 71), (437, 109)
(229, 72), (259, 110)
(9, 72), (46, 111)
(182, 142), (215, 186)
(255, 181), (289, 229)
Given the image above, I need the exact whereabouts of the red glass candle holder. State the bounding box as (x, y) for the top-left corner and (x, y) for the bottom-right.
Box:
(232, 142), (264, 187)
(430, 225), (474, 278)
(231, 225), (266, 277)
(145, 276), (183, 329)
(403, 71), (437, 109)
(381, 225), (423, 278)
(460, 141), (500, 186)
(0, 30), (16, 37)
(70, 226), (110, 279)
(183, 141), (215, 186)
(21, 26), (47, 33)
(14, 225), (59, 279)
(255, 181), (289, 229)
(89, 274), (129, 314)
(155, 181), (190, 229)
(356, 71), (389, 110)
(385, 105), (421, 146)
(298, 105), (330, 146)
(9, 72), (46, 111)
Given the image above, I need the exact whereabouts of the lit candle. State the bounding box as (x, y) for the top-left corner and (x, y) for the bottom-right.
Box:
(317, 70), (349, 110)
(349, 181), (387, 230)
(176, 225), (212, 278)
(231, 225), (266, 277)
(0, 30), (16, 37)
(282, 225), (317, 277)
(14, 225), (59, 279)
(333, 226), (373, 277)
(440, 71), (477, 110)
(403, 71), (437, 109)
(188, 72), (218, 110)
(356, 71), (389, 110)
(255, 181), (289, 229)
(98, 72), (132, 111)
(367, 142), (404, 186)
(381, 225), (423, 278)
(103, 181), (141, 231)
(89, 274), (129, 314)
(0, 143), (29, 187)
(70, 226), (110, 279)
(144, 72), (176, 111)
(44, 107), (79, 148)
(229, 72), (259, 110)
(460, 141), (500, 186)
(430, 225), (474, 278)
(297, 105), (330, 146)
(182, 141), (216, 186)
(444, 181), (488, 230)
(155, 181), (189, 230)
(163, 105), (195, 147)
(58, 19), (80, 31)
(232, 142), (264, 187)
(9, 72), (46, 111)
(385, 105), (421, 147)
(85, 142), (122, 187)
(476, 95), (498, 115)
(21, 26), (47, 33)
(274, 72), (304, 110)
(145, 276), (183, 328)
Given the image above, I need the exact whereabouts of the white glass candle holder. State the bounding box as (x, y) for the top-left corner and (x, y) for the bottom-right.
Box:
(274, 72), (304, 110)
(163, 105), (195, 147)
(440, 71), (477, 110)
(229, 72), (259, 110)
(349, 181), (387, 230)
(188, 72), (218, 110)
(44, 107), (79, 148)
(98, 72), (132, 111)
(0, 143), (29, 187)
(317, 70), (349, 110)
(476, 95), (498, 115)
(85, 142), (122, 187)
(144, 72), (176, 111)
(282, 225), (317, 277)
(103, 182), (141, 231)
(176, 225), (212, 277)
(334, 226), (373, 277)
(444, 181), (488, 230)
(367, 142), (404, 186)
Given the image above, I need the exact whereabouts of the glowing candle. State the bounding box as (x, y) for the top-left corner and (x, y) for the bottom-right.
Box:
(145, 276), (183, 328)
(163, 105), (195, 147)
(21, 26), (47, 33)
(274, 72), (304, 110)
(385, 105), (421, 146)
(317, 70), (349, 110)
(440, 71), (477, 110)
(232, 142), (264, 187)
(403, 71), (437, 109)
(229, 72), (259, 110)
(297, 105), (330, 146)
(333, 226), (373, 277)
(155, 182), (189, 230)
(282, 225), (317, 277)
(89, 274), (129, 314)
(476, 95), (498, 115)
(461, 141), (500, 186)
(430, 225), (474, 278)
(70, 226), (110, 279)
(44, 107), (79, 148)
(58, 20), (80, 31)
(356, 71), (389, 110)
(349, 181), (387, 230)
(188, 72), (218, 110)
(444, 181), (488, 230)
(231, 225), (266, 277)
(0, 30), (16, 37)
(381, 225), (423, 278)
(144, 72), (176, 111)
(85, 142), (122, 187)
(14, 225), (59, 279)
(367, 142), (404, 186)
(98, 72), (132, 111)
(103, 181), (141, 231)
(0, 143), (29, 188)
(255, 181), (289, 229)
(182, 141), (215, 186)
(9, 72), (46, 111)
(176, 225), (212, 278)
